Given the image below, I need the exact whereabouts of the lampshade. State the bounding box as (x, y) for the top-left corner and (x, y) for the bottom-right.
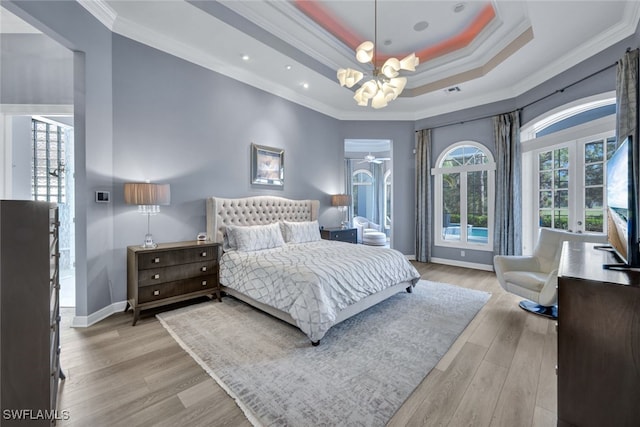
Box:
(331, 194), (352, 207)
(124, 182), (171, 206)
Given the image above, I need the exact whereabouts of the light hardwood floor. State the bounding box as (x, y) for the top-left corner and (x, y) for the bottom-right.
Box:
(58, 262), (557, 427)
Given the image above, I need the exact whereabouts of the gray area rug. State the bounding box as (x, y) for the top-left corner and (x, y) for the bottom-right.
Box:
(157, 280), (490, 426)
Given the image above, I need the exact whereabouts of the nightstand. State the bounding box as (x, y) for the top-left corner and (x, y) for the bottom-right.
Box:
(125, 241), (220, 325)
(320, 227), (357, 244)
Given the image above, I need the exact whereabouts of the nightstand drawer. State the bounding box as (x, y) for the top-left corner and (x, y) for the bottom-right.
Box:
(184, 275), (218, 294)
(138, 247), (217, 269)
(138, 281), (184, 303)
(138, 262), (218, 287)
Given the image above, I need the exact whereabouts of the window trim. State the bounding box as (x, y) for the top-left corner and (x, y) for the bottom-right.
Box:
(432, 141), (496, 251)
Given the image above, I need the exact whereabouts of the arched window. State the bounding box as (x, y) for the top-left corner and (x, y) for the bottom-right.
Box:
(383, 170), (391, 230)
(352, 169), (374, 219)
(432, 142), (495, 250)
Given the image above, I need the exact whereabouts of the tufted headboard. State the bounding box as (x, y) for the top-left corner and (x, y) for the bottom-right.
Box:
(206, 196), (320, 244)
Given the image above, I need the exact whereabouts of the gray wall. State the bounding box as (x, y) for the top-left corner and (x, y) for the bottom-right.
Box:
(0, 33), (73, 105)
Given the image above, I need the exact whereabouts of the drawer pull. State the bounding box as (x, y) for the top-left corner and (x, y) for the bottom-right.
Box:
(152, 257), (160, 263)
(153, 290), (160, 296)
(201, 266), (207, 272)
(202, 280), (207, 286)
(201, 251), (207, 257)
(153, 274), (160, 280)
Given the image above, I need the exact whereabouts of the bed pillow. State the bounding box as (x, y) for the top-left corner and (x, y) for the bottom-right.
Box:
(281, 220), (321, 243)
(222, 226), (237, 251)
(227, 223), (285, 252)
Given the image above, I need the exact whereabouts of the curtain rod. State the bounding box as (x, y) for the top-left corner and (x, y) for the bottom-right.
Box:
(418, 60), (620, 132)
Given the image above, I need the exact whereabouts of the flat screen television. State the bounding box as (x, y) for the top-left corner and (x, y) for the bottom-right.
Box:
(605, 135), (640, 268)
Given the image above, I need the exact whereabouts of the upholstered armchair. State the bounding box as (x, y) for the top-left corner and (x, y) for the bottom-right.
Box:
(493, 228), (607, 319)
(352, 216), (386, 245)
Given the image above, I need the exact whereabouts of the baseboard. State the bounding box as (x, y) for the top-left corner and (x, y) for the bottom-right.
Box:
(430, 257), (494, 272)
(72, 301), (127, 328)
(405, 254), (416, 261)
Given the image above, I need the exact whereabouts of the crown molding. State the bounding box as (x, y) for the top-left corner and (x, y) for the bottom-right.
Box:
(77, 0), (116, 31)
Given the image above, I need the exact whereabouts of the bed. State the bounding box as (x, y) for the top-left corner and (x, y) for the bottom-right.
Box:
(206, 196), (420, 345)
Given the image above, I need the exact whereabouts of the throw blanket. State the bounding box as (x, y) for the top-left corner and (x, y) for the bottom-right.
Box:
(220, 240), (420, 342)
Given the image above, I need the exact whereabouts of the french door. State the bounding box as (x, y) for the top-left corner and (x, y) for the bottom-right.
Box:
(535, 133), (617, 234)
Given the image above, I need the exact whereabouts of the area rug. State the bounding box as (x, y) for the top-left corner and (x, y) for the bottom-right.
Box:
(156, 280), (490, 427)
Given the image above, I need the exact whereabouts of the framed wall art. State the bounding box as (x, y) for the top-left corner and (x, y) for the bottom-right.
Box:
(251, 143), (284, 186)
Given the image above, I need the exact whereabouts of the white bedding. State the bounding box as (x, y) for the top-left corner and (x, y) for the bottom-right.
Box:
(220, 240), (420, 342)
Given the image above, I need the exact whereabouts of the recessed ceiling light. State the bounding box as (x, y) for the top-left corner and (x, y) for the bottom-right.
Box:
(285, 65), (292, 70)
(453, 3), (466, 13)
(302, 83), (309, 89)
(383, 39), (392, 46)
(241, 54), (250, 61)
(413, 21), (429, 32)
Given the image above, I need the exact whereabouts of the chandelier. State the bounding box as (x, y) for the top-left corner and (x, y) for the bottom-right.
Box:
(336, 0), (419, 109)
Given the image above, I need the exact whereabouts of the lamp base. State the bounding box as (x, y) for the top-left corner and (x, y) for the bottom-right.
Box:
(142, 233), (157, 249)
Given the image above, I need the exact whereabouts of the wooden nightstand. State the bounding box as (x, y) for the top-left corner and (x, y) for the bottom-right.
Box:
(125, 241), (220, 325)
(320, 227), (357, 244)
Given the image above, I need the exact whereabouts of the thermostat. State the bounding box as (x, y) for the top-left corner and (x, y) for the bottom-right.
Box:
(95, 191), (110, 203)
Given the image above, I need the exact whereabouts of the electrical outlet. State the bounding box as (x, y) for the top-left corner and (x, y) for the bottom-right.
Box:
(461, 250), (465, 257)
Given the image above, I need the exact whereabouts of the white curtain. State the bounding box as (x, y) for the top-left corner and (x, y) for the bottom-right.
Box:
(415, 129), (432, 262)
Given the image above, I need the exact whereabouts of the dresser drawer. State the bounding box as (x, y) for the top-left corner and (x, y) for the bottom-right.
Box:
(184, 275), (218, 294)
(138, 247), (217, 269)
(138, 281), (184, 303)
(138, 262), (218, 287)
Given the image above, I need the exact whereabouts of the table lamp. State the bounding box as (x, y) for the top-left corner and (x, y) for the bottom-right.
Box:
(124, 182), (171, 248)
(331, 194), (352, 229)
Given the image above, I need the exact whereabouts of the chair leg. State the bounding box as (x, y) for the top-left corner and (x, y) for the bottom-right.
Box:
(518, 300), (558, 320)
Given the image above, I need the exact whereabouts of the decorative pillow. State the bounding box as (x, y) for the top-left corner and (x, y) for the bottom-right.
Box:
(222, 226), (237, 251)
(227, 223), (284, 252)
(281, 220), (321, 243)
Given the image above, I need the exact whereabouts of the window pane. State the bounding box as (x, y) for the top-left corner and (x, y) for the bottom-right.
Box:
(554, 209), (569, 230)
(555, 147), (569, 169)
(467, 171), (488, 244)
(585, 164), (603, 186)
(539, 191), (553, 208)
(539, 171), (552, 189)
(555, 169), (569, 189)
(539, 152), (552, 170)
(585, 187), (603, 208)
(607, 137), (618, 160)
(555, 190), (568, 208)
(442, 173), (460, 241)
(584, 141), (603, 163)
(585, 210), (604, 232)
(539, 210), (552, 228)
(442, 145), (488, 168)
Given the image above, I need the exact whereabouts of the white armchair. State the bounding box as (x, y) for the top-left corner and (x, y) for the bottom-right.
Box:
(493, 228), (607, 319)
(352, 216), (386, 245)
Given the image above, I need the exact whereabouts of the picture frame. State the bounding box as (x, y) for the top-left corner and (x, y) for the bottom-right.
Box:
(251, 143), (284, 186)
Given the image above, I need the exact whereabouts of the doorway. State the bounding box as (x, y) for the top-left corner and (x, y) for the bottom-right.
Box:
(344, 139), (392, 246)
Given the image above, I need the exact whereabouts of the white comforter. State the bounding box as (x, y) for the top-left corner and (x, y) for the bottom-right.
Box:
(220, 240), (420, 342)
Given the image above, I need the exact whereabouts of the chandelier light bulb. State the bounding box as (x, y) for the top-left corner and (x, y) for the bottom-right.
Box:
(355, 41), (375, 63)
(399, 53), (419, 71)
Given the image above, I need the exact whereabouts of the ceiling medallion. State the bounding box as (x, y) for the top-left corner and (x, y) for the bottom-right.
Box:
(336, 0), (419, 109)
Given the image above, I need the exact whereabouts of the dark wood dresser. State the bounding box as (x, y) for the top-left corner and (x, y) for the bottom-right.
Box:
(557, 241), (640, 427)
(320, 227), (357, 244)
(0, 200), (63, 425)
(126, 241), (220, 325)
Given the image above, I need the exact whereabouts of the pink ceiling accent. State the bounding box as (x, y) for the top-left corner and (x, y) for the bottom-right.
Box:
(293, 0), (362, 50)
(416, 4), (496, 63)
(293, 1), (497, 65)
